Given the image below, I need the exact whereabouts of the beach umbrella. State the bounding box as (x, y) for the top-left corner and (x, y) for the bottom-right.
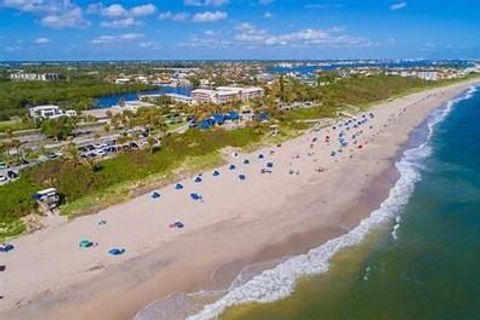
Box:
(258, 154), (265, 159)
(194, 176), (202, 183)
(169, 221), (185, 229)
(79, 239), (94, 249)
(190, 193), (202, 201)
(239, 174), (246, 181)
(330, 151), (336, 156)
(0, 243), (14, 253)
(108, 248), (126, 256)
(229, 164), (236, 170)
(243, 159), (250, 165)
(175, 221), (184, 228)
(175, 183), (184, 190)
(266, 162), (274, 168)
(212, 170), (220, 177)
(150, 191), (161, 200)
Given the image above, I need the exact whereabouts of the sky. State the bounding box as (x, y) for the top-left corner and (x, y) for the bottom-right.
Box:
(0, 0), (479, 61)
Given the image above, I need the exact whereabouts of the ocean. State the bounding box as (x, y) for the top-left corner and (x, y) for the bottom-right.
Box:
(177, 85), (479, 320)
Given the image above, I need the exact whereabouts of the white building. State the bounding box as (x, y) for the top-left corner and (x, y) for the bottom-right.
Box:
(165, 93), (193, 104)
(191, 86), (264, 104)
(10, 72), (61, 81)
(29, 105), (77, 120)
(191, 89), (216, 103)
(114, 78), (130, 84)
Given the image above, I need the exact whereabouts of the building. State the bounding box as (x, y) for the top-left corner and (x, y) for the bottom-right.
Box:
(165, 93), (193, 104)
(191, 86), (264, 104)
(29, 105), (77, 120)
(10, 72), (61, 81)
(114, 78), (130, 84)
(191, 89), (216, 103)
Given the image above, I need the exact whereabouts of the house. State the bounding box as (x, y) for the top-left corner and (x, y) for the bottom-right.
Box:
(29, 105), (77, 121)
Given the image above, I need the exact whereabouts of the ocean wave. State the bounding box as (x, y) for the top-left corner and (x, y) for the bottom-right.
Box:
(137, 85), (478, 320)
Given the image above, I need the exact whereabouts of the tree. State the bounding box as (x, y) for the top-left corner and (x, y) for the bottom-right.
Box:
(279, 74), (285, 102)
(62, 142), (81, 167)
(146, 136), (157, 153)
(41, 117), (76, 140)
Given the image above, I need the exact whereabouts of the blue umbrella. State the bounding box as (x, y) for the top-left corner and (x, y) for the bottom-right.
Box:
(212, 170), (220, 176)
(190, 193), (202, 201)
(0, 243), (14, 253)
(229, 164), (236, 170)
(175, 183), (184, 190)
(239, 174), (246, 180)
(258, 154), (265, 159)
(266, 162), (274, 168)
(150, 191), (161, 200)
(194, 176), (202, 183)
(108, 248), (125, 256)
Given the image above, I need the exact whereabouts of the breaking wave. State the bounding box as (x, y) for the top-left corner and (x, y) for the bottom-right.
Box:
(135, 85), (478, 320)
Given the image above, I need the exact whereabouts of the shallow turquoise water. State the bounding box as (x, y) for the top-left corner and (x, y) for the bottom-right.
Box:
(221, 87), (480, 320)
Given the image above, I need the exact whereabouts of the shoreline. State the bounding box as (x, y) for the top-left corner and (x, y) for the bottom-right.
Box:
(2, 79), (478, 320)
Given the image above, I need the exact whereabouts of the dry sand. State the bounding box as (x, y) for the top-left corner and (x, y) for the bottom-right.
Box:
(1, 79), (478, 320)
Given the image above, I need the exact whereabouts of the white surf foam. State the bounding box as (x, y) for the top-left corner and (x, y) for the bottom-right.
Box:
(184, 86), (478, 320)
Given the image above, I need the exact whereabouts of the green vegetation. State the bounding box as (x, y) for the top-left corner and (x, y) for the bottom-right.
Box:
(0, 125), (264, 238)
(0, 79), (154, 120)
(40, 117), (77, 140)
(0, 119), (35, 133)
(0, 74), (472, 239)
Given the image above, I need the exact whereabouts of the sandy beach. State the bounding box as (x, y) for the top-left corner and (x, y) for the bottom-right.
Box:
(1, 79), (478, 320)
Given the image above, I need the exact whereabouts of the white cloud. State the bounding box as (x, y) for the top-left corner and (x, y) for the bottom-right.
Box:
(264, 11), (273, 18)
(92, 33), (144, 44)
(158, 11), (190, 22)
(88, 3), (156, 17)
(138, 41), (161, 49)
(389, 1), (407, 11)
(192, 10), (227, 22)
(130, 4), (156, 17)
(100, 4), (126, 17)
(41, 7), (89, 28)
(233, 23), (371, 48)
(34, 37), (50, 44)
(100, 17), (142, 28)
(184, 0), (229, 7)
(88, 3), (156, 29)
(2, 0), (89, 28)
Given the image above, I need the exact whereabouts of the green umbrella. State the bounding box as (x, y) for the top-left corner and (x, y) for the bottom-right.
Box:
(79, 239), (93, 248)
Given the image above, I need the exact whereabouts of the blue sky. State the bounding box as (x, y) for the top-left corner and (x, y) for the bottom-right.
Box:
(0, 0), (478, 61)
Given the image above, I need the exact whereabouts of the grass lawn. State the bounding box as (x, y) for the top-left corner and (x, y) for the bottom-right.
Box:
(0, 119), (34, 133)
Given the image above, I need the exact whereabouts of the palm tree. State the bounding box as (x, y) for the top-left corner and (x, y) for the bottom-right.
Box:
(62, 142), (81, 167)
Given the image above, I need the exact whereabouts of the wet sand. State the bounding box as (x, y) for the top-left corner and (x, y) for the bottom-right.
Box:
(1, 79), (478, 320)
